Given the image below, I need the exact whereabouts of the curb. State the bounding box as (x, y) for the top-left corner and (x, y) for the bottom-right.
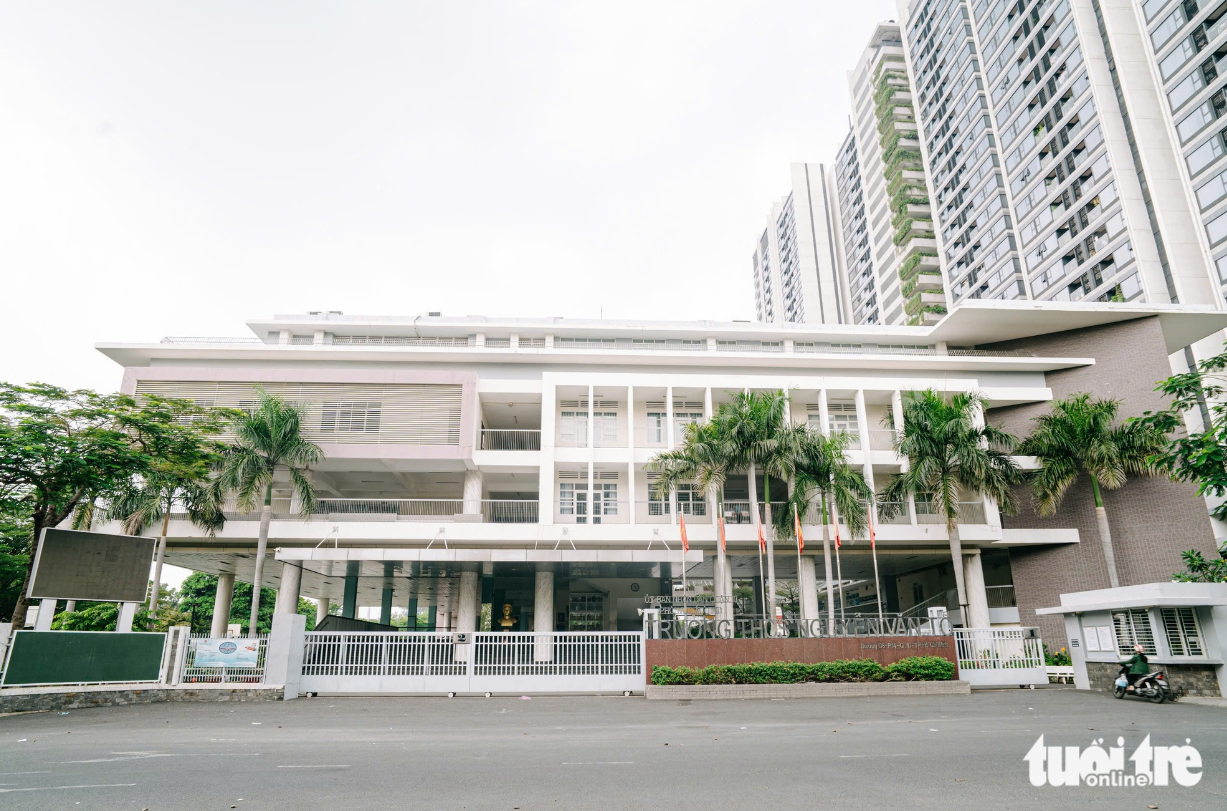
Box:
(0, 684), (286, 713)
(645, 680), (971, 700)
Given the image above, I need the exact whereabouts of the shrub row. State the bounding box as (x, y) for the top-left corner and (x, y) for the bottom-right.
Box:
(649, 656), (955, 686)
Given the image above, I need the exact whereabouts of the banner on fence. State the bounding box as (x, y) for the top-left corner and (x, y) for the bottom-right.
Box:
(193, 638), (260, 667)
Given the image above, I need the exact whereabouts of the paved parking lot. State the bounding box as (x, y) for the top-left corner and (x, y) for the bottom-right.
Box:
(0, 689), (1223, 810)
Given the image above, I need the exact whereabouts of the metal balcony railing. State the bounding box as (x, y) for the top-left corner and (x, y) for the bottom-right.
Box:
(633, 501), (712, 524)
(719, 501), (789, 525)
(211, 498), (540, 523)
(913, 501), (988, 525)
(480, 429), (542, 451)
(986, 585), (1017, 608)
(555, 502), (629, 524)
(875, 502), (911, 525)
(867, 429), (900, 451)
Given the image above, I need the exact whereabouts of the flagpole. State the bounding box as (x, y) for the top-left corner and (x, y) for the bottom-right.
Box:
(833, 503), (844, 625)
(793, 504), (804, 630)
(755, 515), (767, 630)
(869, 504), (883, 625)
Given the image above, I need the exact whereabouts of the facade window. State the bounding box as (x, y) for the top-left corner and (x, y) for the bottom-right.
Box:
(675, 483), (707, 515)
(1161, 607), (1205, 656)
(594, 411), (618, 445)
(559, 482), (618, 524)
(559, 410), (588, 447)
(1112, 609), (1157, 655)
(645, 411), (666, 444)
(320, 401), (382, 433)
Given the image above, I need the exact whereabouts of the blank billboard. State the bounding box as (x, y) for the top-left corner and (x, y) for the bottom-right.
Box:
(28, 528), (154, 602)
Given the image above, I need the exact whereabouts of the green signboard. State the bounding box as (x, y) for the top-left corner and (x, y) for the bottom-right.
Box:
(1, 631), (166, 686)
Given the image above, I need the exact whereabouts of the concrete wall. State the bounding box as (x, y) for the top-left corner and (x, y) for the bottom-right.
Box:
(983, 317), (1219, 645)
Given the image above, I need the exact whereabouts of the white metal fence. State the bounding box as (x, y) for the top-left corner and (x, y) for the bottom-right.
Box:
(953, 628), (1047, 687)
(179, 633), (269, 684)
(298, 631), (644, 695)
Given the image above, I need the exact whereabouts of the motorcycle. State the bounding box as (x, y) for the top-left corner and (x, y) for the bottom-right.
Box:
(1113, 666), (1175, 703)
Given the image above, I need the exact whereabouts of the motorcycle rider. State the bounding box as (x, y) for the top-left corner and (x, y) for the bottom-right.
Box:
(1121, 643), (1150, 691)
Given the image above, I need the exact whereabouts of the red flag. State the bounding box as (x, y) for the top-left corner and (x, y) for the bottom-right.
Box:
(680, 513), (689, 553)
(757, 520), (766, 553)
(718, 515), (727, 554)
(834, 519), (841, 550)
(867, 504), (876, 550)
(794, 505), (804, 554)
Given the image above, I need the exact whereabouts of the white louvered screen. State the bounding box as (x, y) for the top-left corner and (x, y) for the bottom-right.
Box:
(806, 403), (858, 413)
(134, 381), (462, 446)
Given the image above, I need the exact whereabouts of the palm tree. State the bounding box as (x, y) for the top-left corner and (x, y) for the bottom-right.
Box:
(648, 420), (737, 630)
(108, 476), (225, 618)
(215, 389), (322, 633)
(789, 427), (873, 626)
(1018, 393), (1166, 589)
(880, 390), (1021, 626)
(713, 390), (793, 622)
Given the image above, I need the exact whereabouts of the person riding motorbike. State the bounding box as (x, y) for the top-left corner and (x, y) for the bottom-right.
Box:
(1121, 644), (1150, 691)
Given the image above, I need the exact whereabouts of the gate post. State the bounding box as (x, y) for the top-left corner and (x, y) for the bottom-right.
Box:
(265, 613), (306, 700)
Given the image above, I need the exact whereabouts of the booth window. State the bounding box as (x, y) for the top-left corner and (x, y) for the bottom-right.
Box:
(1112, 609), (1157, 655)
(1161, 607), (1205, 657)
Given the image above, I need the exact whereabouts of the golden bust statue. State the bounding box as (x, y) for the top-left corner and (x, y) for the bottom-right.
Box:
(497, 602), (519, 631)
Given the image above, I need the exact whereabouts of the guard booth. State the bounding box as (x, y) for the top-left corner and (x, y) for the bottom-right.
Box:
(1037, 582), (1227, 696)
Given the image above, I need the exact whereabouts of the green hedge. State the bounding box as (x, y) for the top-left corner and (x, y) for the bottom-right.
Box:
(650, 656), (955, 686)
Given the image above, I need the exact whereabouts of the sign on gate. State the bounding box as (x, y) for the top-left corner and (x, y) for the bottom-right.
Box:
(192, 638), (261, 668)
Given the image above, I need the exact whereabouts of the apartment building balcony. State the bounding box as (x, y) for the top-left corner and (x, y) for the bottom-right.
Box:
(912, 271), (944, 293)
(214, 497), (541, 524)
(480, 429), (541, 451)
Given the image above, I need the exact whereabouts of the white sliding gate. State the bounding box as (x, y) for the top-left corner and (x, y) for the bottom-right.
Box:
(954, 628), (1047, 687)
(299, 631), (644, 695)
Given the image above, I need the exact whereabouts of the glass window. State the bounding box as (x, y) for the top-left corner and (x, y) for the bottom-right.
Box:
(1144, 0), (1173, 21)
(1168, 69), (1206, 111)
(1188, 132), (1226, 175)
(1178, 99), (1216, 143)
(1208, 209), (1227, 244)
(320, 401), (381, 433)
(1161, 37), (1196, 80)
(1152, 6), (1188, 49)
(1197, 166), (1227, 208)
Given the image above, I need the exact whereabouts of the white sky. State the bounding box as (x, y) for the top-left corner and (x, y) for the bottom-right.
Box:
(1, 0), (903, 395)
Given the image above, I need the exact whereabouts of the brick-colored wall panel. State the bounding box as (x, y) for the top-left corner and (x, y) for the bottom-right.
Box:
(983, 317), (1219, 645)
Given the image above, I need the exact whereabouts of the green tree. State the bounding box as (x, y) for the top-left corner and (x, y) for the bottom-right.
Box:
(1019, 393), (1166, 588)
(1135, 342), (1227, 528)
(1173, 549), (1227, 583)
(214, 389), (322, 632)
(176, 571), (316, 634)
(105, 396), (230, 620)
(713, 390), (795, 621)
(789, 427), (873, 623)
(0, 383), (193, 626)
(0, 502), (31, 621)
(648, 419), (738, 627)
(880, 390), (1021, 625)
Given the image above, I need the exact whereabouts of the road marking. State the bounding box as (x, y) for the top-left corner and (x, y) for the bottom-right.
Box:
(0, 783), (136, 794)
(561, 762), (634, 765)
(839, 754), (909, 759)
(276, 765), (352, 769)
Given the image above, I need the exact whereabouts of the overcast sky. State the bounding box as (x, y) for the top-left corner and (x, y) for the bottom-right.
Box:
(1, 1), (903, 394)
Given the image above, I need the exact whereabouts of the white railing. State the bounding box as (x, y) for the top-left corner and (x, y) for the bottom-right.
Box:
(160, 336), (265, 344)
(633, 501), (712, 524)
(298, 631), (645, 695)
(867, 429), (900, 450)
(913, 501), (987, 525)
(632, 427), (668, 447)
(332, 336), (471, 347)
(954, 628), (1047, 686)
(555, 502), (629, 525)
(720, 501), (789, 525)
(179, 633), (268, 684)
(480, 429), (542, 451)
(876, 502), (911, 525)
(986, 584), (1017, 608)
(208, 498), (540, 523)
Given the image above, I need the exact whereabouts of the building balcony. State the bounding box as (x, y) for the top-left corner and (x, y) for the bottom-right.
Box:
(480, 429), (541, 451)
(214, 498), (541, 524)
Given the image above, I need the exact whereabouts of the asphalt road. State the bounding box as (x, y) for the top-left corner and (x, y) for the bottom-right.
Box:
(0, 689), (1223, 810)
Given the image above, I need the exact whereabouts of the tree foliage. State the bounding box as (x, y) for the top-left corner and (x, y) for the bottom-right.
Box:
(1136, 343), (1227, 524)
(1173, 549), (1227, 583)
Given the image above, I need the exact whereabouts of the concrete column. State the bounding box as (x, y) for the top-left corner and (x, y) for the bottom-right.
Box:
(534, 566), (555, 661)
(962, 550), (992, 629)
(275, 562), (302, 615)
(64, 600), (76, 614)
(462, 469), (483, 517)
(798, 556), (819, 625)
(455, 570), (480, 661)
(539, 377), (556, 526)
(211, 573), (236, 637)
(34, 598), (56, 631)
(407, 598), (418, 629)
(380, 587), (394, 626)
(116, 602), (137, 633)
(666, 386), (676, 523)
(315, 594), (330, 625)
(627, 385), (637, 526)
(426, 604), (437, 632)
(342, 575), (358, 619)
